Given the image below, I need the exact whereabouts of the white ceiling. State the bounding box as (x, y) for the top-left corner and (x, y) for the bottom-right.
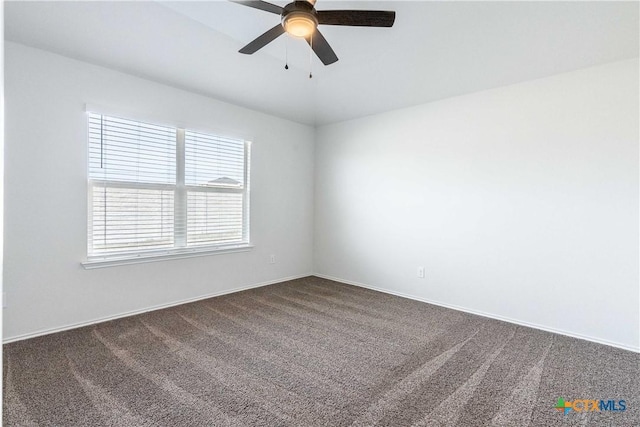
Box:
(5, 1), (639, 125)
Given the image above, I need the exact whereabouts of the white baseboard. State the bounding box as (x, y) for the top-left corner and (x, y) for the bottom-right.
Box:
(3, 273), (313, 344)
(313, 273), (640, 354)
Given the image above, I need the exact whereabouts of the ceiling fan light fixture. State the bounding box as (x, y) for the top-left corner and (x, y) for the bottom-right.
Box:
(283, 12), (317, 38)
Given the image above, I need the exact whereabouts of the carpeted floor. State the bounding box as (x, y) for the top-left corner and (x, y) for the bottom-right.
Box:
(3, 276), (639, 426)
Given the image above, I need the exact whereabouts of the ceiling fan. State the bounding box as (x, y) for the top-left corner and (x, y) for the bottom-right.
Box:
(230, 0), (396, 66)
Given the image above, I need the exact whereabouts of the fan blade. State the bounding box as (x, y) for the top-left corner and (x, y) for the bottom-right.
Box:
(239, 24), (285, 54)
(229, 0), (283, 15)
(306, 30), (338, 65)
(317, 10), (395, 27)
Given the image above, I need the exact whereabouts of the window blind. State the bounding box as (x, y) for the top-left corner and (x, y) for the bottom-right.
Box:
(88, 114), (176, 184)
(88, 113), (177, 255)
(185, 130), (246, 247)
(90, 186), (175, 253)
(87, 112), (250, 259)
(185, 130), (245, 187)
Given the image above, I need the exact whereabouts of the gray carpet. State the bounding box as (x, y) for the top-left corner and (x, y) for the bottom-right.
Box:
(3, 276), (639, 426)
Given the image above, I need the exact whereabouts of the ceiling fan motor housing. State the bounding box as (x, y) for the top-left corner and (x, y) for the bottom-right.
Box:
(281, 1), (318, 38)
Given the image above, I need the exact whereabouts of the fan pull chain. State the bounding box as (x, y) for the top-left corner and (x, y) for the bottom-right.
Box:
(284, 36), (289, 70)
(309, 33), (313, 79)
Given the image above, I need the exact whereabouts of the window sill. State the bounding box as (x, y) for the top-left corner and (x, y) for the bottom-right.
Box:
(81, 244), (254, 269)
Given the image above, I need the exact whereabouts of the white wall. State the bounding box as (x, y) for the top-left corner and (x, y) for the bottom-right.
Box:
(315, 59), (640, 351)
(4, 42), (315, 341)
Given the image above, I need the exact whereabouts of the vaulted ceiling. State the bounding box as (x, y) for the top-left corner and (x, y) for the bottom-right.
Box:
(5, 1), (639, 125)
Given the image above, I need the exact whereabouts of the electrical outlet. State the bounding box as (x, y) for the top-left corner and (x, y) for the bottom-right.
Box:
(417, 267), (425, 278)
(270, 254), (276, 264)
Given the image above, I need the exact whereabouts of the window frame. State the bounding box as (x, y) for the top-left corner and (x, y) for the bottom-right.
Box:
(83, 112), (252, 269)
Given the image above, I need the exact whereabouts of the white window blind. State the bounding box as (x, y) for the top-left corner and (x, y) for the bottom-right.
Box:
(87, 112), (250, 260)
(185, 130), (246, 247)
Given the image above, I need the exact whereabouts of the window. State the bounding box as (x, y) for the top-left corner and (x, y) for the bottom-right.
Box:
(87, 112), (250, 263)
